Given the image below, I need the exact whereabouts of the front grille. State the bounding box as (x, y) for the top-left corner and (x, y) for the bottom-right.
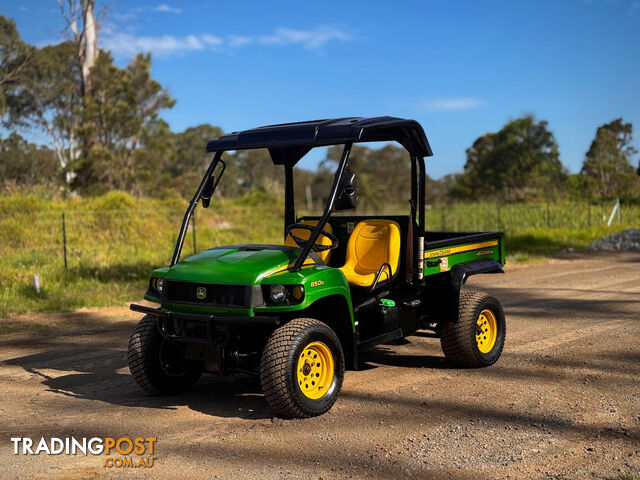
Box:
(164, 281), (249, 307)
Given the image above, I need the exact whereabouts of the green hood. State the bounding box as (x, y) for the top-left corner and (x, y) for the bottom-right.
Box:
(161, 246), (300, 285)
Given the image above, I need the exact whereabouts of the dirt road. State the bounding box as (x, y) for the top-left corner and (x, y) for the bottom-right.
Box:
(1, 253), (639, 479)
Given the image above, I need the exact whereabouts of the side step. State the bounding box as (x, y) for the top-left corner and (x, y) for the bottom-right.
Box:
(357, 328), (403, 352)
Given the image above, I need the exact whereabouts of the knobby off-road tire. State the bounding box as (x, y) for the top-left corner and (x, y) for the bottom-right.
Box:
(128, 315), (201, 395)
(440, 290), (506, 368)
(260, 318), (345, 419)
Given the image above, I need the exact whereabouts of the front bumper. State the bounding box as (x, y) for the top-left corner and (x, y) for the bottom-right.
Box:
(130, 303), (280, 344)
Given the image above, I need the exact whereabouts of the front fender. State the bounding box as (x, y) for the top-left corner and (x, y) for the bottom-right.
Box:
(256, 266), (354, 325)
(257, 266), (357, 368)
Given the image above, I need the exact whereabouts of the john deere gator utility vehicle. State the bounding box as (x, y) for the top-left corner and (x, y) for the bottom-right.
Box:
(128, 117), (506, 418)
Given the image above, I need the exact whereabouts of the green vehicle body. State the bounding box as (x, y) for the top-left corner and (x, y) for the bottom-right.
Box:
(146, 233), (504, 322)
(130, 116), (505, 376)
(146, 248), (354, 325)
(139, 225), (504, 371)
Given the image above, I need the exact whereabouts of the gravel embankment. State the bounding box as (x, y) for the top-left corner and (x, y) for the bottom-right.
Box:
(590, 229), (640, 252)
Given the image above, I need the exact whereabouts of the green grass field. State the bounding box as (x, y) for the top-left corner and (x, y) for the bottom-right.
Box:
(1, 192), (637, 318)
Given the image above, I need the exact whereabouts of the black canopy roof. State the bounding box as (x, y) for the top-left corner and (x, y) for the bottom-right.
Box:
(205, 116), (433, 163)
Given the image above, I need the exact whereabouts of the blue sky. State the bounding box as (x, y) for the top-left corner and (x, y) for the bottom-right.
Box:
(5, 0), (640, 178)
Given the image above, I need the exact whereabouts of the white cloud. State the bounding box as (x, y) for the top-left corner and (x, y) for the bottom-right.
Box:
(153, 4), (182, 14)
(202, 34), (223, 46)
(102, 33), (207, 58)
(419, 98), (486, 112)
(258, 27), (350, 49)
(103, 27), (350, 58)
(228, 35), (252, 48)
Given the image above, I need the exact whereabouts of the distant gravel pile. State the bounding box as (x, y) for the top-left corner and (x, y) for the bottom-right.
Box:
(590, 229), (640, 252)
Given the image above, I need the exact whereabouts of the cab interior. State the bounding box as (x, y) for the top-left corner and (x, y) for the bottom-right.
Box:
(288, 215), (412, 294)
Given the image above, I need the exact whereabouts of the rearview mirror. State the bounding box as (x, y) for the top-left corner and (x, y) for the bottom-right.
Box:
(335, 171), (357, 211)
(201, 176), (215, 208)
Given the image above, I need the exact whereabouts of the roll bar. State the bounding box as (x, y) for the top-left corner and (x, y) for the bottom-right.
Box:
(290, 142), (352, 272)
(171, 142), (427, 281)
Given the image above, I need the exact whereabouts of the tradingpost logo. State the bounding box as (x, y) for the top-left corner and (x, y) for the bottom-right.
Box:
(10, 436), (157, 469)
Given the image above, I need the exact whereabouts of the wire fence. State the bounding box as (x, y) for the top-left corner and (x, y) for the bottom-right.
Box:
(425, 201), (635, 232)
(1, 206), (284, 271)
(2, 200), (637, 271)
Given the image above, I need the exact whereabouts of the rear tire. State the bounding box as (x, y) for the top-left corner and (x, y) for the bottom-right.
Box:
(260, 318), (344, 418)
(440, 290), (506, 368)
(127, 315), (201, 395)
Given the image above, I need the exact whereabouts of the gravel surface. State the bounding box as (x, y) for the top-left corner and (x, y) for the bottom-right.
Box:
(590, 229), (640, 252)
(1, 253), (639, 479)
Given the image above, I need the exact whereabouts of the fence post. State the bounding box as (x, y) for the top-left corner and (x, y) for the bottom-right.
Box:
(192, 212), (197, 255)
(62, 212), (68, 269)
(607, 198), (620, 226)
(546, 202), (550, 228)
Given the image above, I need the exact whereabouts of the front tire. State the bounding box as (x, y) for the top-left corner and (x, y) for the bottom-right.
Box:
(260, 318), (344, 418)
(127, 315), (201, 395)
(440, 290), (506, 368)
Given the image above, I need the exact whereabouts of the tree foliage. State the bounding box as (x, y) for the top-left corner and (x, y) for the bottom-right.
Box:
(0, 132), (59, 190)
(451, 115), (566, 202)
(0, 16), (31, 116)
(73, 51), (175, 194)
(322, 144), (413, 209)
(581, 118), (638, 201)
(172, 124), (222, 177)
(4, 41), (82, 183)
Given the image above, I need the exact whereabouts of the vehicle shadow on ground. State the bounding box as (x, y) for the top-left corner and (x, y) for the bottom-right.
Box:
(358, 342), (451, 370)
(2, 340), (458, 421)
(2, 348), (272, 420)
(466, 285), (640, 319)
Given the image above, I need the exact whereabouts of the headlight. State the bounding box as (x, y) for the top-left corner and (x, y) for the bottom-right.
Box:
(156, 278), (164, 295)
(270, 284), (287, 304)
(262, 284), (304, 306)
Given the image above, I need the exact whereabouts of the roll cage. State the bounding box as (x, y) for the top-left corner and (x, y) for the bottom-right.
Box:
(171, 116), (433, 277)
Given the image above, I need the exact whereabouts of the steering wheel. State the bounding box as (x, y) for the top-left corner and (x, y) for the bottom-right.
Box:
(286, 223), (339, 252)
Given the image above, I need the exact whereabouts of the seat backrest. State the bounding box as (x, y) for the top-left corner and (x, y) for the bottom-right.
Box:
(345, 219), (401, 276)
(284, 220), (333, 263)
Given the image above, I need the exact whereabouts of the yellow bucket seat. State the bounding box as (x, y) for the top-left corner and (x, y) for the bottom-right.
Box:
(284, 220), (334, 263)
(339, 219), (401, 288)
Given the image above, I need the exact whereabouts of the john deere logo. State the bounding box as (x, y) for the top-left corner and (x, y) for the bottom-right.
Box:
(196, 286), (207, 300)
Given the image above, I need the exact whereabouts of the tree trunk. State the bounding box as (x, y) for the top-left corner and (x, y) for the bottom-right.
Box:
(81, 0), (97, 96)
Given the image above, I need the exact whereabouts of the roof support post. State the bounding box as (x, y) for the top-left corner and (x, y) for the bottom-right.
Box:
(417, 156), (426, 279)
(291, 142), (352, 272)
(417, 156), (426, 236)
(410, 156), (418, 216)
(284, 163), (295, 240)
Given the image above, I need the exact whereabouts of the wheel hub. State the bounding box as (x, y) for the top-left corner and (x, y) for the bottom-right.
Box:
(475, 309), (498, 354)
(296, 341), (335, 400)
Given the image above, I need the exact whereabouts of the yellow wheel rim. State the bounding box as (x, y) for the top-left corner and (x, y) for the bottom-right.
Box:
(296, 341), (334, 400)
(476, 309), (498, 354)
